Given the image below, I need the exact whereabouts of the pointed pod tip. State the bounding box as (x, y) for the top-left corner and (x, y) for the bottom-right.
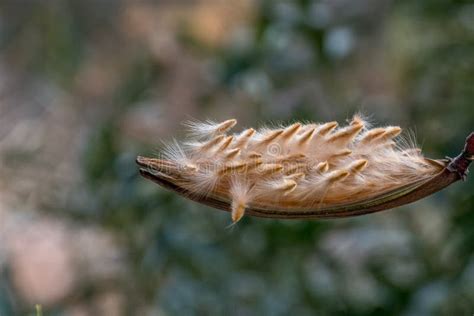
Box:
(136, 156), (159, 168)
(136, 156), (146, 166)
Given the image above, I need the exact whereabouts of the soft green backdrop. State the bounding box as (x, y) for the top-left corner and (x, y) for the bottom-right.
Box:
(0, 1), (473, 315)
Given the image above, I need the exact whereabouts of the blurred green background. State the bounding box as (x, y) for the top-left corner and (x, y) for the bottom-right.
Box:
(0, 1), (473, 315)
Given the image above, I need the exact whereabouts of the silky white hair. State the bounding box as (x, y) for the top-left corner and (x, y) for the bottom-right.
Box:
(161, 115), (443, 223)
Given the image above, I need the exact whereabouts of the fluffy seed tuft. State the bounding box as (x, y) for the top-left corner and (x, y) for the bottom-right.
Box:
(158, 116), (445, 223)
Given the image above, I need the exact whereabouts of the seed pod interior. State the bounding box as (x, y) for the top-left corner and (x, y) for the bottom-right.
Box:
(138, 116), (474, 223)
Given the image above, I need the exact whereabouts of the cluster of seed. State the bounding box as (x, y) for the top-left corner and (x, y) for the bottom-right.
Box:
(162, 116), (443, 223)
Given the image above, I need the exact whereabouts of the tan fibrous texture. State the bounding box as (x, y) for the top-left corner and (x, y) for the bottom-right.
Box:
(158, 116), (443, 222)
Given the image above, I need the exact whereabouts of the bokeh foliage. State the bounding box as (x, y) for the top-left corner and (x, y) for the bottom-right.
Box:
(0, 0), (473, 315)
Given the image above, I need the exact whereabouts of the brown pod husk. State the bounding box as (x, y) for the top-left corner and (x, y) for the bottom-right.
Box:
(137, 117), (474, 221)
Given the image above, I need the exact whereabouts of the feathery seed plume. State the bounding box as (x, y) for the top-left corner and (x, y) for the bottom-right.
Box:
(138, 115), (472, 223)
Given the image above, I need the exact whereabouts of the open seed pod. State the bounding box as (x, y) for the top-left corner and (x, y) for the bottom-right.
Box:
(137, 116), (474, 223)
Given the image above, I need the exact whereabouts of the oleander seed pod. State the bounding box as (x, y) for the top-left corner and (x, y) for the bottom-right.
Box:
(137, 115), (474, 223)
